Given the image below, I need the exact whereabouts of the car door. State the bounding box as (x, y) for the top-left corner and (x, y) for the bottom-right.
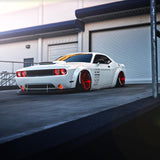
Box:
(93, 54), (115, 88)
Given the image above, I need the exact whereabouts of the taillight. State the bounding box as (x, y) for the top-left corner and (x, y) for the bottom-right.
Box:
(54, 69), (67, 75)
(16, 71), (21, 77)
(22, 71), (27, 77)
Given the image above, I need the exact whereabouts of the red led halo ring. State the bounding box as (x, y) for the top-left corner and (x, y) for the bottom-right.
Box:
(54, 69), (67, 75)
(21, 71), (27, 77)
(16, 71), (22, 77)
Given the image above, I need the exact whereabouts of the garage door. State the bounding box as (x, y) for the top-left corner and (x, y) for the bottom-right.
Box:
(48, 42), (78, 61)
(91, 26), (160, 84)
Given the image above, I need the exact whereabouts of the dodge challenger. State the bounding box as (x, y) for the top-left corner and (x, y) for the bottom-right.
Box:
(16, 52), (125, 92)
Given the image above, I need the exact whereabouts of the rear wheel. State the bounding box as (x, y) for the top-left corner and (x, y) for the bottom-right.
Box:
(76, 70), (91, 91)
(116, 71), (125, 87)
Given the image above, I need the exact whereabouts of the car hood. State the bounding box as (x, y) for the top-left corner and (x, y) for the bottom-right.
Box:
(17, 61), (92, 71)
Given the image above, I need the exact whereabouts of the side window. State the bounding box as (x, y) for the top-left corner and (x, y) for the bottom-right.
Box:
(24, 58), (34, 67)
(93, 55), (111, 64)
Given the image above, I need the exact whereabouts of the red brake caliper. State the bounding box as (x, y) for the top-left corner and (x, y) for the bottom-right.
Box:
(119, 72), (125, 85)
(81, 71), (91, 90)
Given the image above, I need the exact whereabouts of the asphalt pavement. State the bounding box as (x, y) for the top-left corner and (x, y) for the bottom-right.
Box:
(0, 84), (157, 144)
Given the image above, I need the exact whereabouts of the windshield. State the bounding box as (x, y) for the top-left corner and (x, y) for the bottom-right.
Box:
(57, 54), (93, 63)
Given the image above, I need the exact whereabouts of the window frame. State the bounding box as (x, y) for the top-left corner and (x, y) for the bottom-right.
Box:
(93, 54), (112, 64)
(24, 58), (34, 67)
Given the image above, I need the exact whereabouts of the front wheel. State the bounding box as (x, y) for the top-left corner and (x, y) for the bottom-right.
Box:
(116, 71), (125, 87)
(76, 70), (91, 91)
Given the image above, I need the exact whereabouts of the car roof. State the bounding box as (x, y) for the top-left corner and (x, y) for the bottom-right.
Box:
(57, 52), (114, 63)
(58, 52), (109, 57)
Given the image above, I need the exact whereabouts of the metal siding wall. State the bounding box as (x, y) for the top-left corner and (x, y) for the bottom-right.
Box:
(48, 43), (78, 61)
(43, 0), (78, 24)
(83, 0), (122, 8)
(91, 26), (160, 84)
(0, 40), (38, 73)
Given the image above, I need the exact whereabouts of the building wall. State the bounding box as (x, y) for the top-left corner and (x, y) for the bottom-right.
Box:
(83, 14), (153, 51)
(82, 14), (160, 83)
(0, 40), (38, 73)
(0, 7), (39, 32)
(83, 13), (160, 52)
(43, 0), (78, 24)
(82, 0), (123, 8)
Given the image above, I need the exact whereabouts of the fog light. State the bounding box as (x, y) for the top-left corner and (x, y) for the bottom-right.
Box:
(58, 84), (63, 90)
(20, 85), (25, 92)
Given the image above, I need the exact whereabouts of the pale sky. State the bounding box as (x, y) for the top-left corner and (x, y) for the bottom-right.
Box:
(0, 0), (54, 15)
(0, 0), (124, 32)
(0, 0), (65, 31)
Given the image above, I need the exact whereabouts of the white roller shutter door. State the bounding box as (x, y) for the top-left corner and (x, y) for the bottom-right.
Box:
(48, 42), (78, 61)
(91, 26), (160, 84)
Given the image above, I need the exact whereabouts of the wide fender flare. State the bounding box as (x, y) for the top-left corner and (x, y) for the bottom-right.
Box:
(71, 67), (92, 88)
(112, 68), (125, 87)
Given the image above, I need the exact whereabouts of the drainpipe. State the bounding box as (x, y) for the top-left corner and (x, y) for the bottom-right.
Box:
(150, 0), (158, 98)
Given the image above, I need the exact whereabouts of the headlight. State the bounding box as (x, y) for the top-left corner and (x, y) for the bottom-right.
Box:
(21, 71), (27, 77)
(16, 69), (67, 77)
(16, 71), (27, 77)
(54, 69), (67, 75)
(16, 71), (22, 77)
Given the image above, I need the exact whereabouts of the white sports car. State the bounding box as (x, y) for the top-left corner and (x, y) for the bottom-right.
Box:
(16, 52), (125, 92)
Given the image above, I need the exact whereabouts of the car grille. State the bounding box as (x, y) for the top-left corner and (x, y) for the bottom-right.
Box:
(25, 84), (55, 90)
(26, 70), (55, 77)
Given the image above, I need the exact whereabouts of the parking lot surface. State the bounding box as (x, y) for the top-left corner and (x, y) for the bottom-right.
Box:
(0, 84), (157, 143)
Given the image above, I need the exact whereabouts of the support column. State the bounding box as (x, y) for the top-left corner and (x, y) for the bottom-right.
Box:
(150, 0), (158, 98)
(38, 38), (43, 63)
(78, 32), (83, 52)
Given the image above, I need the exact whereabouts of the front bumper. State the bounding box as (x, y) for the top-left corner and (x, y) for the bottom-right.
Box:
(15, 74), (75, 92)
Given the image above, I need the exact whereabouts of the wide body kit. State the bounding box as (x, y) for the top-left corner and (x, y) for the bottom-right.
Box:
(15, 52), (126, 92)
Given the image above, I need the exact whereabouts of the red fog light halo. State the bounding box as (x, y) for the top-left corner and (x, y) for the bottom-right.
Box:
(20, 85), (25, 92)
(58, 84), (63, 90)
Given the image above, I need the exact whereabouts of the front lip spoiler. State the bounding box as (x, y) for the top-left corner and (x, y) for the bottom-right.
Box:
(17, 88), (77, 95)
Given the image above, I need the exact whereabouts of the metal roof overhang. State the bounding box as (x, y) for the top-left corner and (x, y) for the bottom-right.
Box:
(0, 20), (84, 44)
(75, 0), (160, 23)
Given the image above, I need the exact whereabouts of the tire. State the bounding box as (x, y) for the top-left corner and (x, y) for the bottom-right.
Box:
(116, 71), (125, 87)
(76, 70), (91, 91)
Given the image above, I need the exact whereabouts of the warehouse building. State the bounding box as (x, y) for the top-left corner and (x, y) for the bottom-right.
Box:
(0, 0), (159, 84)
